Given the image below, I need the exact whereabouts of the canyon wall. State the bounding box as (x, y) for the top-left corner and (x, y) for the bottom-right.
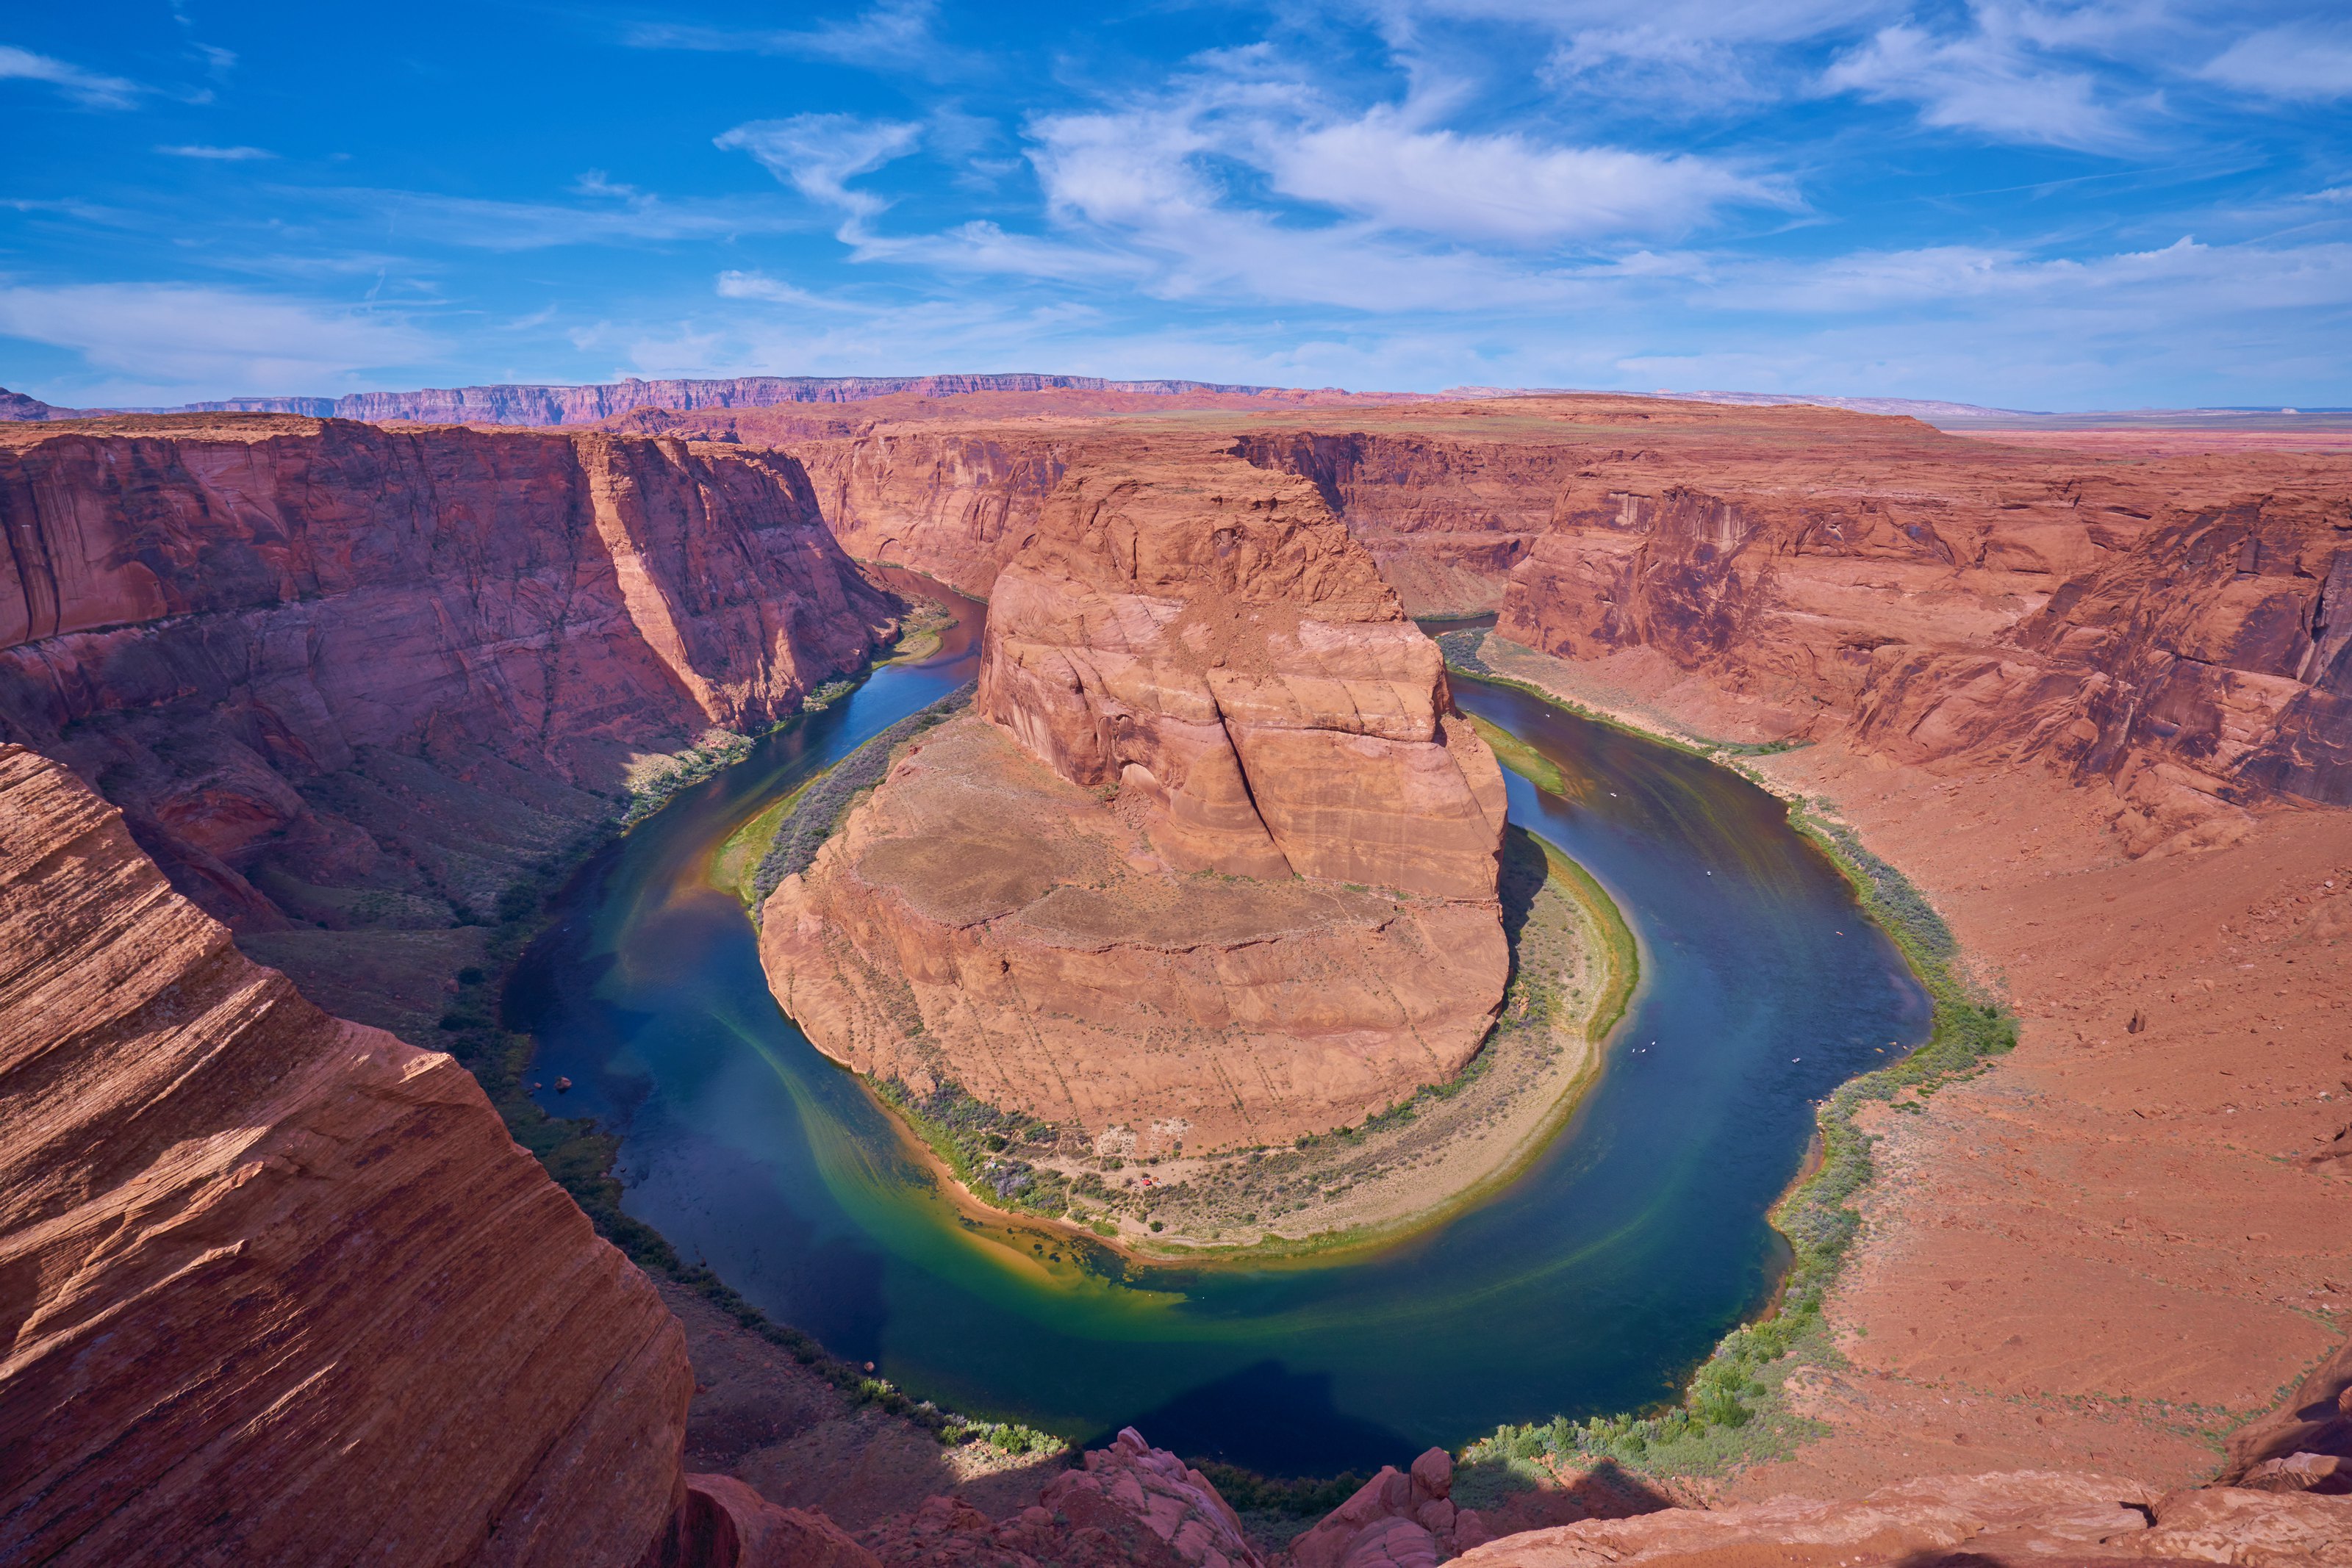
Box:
(0, 746), (691, 1565)
(1231, 431), (1559, 613)
(0, 416), (897, 938)
(761, 459), (1509, 1152)
(978, 461), (1507, 897)
(795, 430), (1075, 598)
(1494, 439), (2352, 853)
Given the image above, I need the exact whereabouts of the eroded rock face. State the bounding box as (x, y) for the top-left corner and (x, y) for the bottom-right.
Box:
(762, 461), (1507, 1151)
(1286, 1447), (1491, 1568)
(1447, 1471), (2352, 1568)
(1491, 433), (2352, 855)
(0, 746), (692, 1566)
(861, 1430), (1259, 1568)
(978, 461), (1507, 901)
(0, 416), (896, 932)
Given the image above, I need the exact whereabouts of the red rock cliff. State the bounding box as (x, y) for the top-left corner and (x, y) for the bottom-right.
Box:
(0, 415), (896, 929)
(0, 745), (692, 1565)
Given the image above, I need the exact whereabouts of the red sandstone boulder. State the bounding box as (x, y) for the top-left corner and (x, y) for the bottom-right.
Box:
(861, 1429), (1260, 1568)
(641, 1475), (882, 1568)
(1288, 1448), (1488, 1568)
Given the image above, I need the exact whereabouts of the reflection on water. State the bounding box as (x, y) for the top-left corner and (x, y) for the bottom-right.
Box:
(511, 579), (1929, 1473)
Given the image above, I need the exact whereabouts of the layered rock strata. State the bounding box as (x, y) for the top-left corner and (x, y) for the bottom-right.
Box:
(761, 461), (1507, 1151)
(1450, 1470), (2352, 1568)
(0, 415), (894, 1025)
(0, 746), (692, 1565)
(1288, 1446), (1492, 1568)
(1498, 452), (2352, 851)
(860, 1430), (1259, 1568)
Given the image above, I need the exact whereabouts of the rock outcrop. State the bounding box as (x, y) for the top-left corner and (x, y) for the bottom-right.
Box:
(0, 745), (692, 1565)
(761, 460), (1508, 1151)
(979, 462), (1507, 898)
(639, 1474), (882, 1568)
(1448, 1470), (2352, 1567)
(1287, 1447), (1491, 1568)
(861, 1430), (1258, 1568)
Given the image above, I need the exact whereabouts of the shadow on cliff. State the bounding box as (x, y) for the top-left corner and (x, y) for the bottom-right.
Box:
(1454, 1453), (1677, 1533)
(1105, 1362), (1424, 1475)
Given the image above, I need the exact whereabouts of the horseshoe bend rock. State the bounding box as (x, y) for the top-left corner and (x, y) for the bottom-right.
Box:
(761, 460), (1508, 1151)
(0, 745), (692, 1566)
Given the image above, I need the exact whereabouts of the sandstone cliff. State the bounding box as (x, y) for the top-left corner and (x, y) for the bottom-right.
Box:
(761, 461), (1507, 1153)
(1495, 434), (2352, 853)
(0, 416), (895, 951)
(0, 745), (692, 1565)
(978, 462), (1507, 898)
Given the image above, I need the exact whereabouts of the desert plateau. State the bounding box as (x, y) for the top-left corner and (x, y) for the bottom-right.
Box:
(10, 7), (2352, 1564)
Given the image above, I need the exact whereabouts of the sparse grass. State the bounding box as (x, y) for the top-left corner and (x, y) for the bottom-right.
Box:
(745, 685), (975, 916)
(621, 727), (755, 826)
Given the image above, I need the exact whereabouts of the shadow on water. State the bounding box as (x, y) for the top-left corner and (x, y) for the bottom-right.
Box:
(1120, 1362), (1424, 1475)
(509, 577), (1931, 1475)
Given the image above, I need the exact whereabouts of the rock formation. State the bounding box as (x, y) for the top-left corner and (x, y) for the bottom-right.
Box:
(0, 745), (692, 1565)
(639, 1474), (882, 1568)
(1287, 1447), (1491, 1568)
(1448, 1470), (2352, 1567)
(860, 1430), (1260, 1568)
(761, 459), (1508, 1151)
(978, 462), (1507, 898)
(0, 415), (894, 984)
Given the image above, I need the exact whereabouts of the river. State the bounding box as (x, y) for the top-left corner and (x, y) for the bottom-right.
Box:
(509, 575), (1929, 1475)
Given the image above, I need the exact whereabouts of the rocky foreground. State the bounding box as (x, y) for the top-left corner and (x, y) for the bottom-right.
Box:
(761, 458), (1510, 1158)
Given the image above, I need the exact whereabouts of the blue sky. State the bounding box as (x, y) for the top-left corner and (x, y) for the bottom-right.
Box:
(5, 1), (2350, 409)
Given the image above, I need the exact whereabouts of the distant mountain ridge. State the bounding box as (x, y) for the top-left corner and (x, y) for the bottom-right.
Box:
(0, 373), (1325, 427)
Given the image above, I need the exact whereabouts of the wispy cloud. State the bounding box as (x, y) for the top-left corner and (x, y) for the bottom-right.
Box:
(2201, 22), (2352, 102)
(309, 181), (809, 250)
(157, 143), (276, 160)
(628, 0), (944, 69)
(0, 43), (141, 108)
(1262, 109), (1795, 241)
(714, 115), (925, 232)
(0, 283), (434, 397)
(1821, 14), (2140, 151)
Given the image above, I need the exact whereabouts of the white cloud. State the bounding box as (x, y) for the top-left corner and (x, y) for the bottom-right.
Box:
(0, 283), (435, 397)
(157, 143), (275, 160)
(0, 43), (140, 108)
(1263, 109), (1793, 241)
(1821, 17), (2137, 150)
(714, 270), (867, 309)
(2202, 24), (2352, 101)
(715, 115), (924, 229)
